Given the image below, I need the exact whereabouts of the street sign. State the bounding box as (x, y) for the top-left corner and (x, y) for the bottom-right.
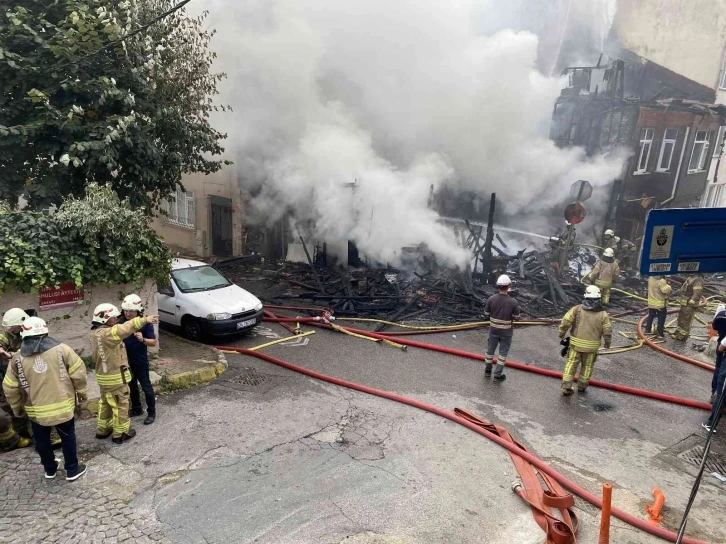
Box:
(39, 282), (84, 310)
(570, 180), (593, 202)
(564, 202), (587, 224)
(640, 208), (726, 276)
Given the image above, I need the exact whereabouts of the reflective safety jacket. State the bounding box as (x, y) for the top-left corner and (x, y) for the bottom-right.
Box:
(604, 236), (619, 252)
(676, 276), (704, 307)
(647, 277), (672, 309)
(0, 330), (22, 400)
(2, 343), (88, 426)
(559, 304), (612, 353)
(0, 330), (21, 353)
(92, 316), (154, 392)
(587, 259), (620, 288)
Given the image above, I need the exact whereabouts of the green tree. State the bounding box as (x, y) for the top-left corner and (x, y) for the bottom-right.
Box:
(0, 0), (228, 211)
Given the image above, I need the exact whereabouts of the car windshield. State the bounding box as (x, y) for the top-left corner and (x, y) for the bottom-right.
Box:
(171, 266), (232, 293)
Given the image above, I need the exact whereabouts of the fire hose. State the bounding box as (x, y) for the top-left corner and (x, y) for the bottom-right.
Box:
(636, 313), (715, 372)
(216, 344), (707, 544)
(262, 316), (712, 412)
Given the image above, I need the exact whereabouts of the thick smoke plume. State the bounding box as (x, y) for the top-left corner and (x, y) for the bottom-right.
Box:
(202, 0), (625, 265)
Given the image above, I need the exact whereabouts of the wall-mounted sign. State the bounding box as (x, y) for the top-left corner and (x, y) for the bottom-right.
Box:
(39, 283), (84, 310)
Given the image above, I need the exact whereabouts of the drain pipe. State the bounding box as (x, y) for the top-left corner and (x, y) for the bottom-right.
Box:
(662, 126), (690, 206)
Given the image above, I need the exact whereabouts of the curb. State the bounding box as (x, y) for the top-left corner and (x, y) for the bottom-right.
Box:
(84, 338), (228, 415)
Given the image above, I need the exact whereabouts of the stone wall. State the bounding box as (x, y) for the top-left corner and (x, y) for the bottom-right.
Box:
(1, 280), (158, 356)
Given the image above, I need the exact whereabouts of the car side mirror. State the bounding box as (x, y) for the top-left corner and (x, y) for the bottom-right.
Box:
(157, 286), (174, 297)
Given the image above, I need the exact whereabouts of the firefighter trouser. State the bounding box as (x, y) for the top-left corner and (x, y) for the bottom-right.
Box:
(0, 397), (19, 451)
(675, 304), (696, 339)
(594, 281), (612, 305)
(485, 331), (512, 372)
(562, 349), (597, 391)
(97, 385), (131, 439)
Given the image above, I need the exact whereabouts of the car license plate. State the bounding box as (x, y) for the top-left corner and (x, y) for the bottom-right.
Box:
(237, 318), (257, 329)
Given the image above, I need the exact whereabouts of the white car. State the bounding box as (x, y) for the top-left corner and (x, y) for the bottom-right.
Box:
(157, 258), (264, 341)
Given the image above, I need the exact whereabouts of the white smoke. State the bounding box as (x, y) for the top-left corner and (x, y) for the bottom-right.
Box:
(201, 0), (626, 265)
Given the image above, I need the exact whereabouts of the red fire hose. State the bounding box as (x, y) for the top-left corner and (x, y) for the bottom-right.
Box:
(636, 313), (715, 372)
(216, 345), (706, 544)
(262, 316), (712, 412)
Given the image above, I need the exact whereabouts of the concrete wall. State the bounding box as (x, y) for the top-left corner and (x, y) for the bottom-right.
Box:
(2, 280), (158, 357)
(613, 0), (726, 90)
(152, 169), (245, 258)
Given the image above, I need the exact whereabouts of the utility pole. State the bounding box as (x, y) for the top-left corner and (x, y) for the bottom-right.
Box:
(482, 193), (496, 284)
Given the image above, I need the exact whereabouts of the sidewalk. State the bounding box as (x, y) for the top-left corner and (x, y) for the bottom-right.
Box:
(85, 330), (227, 413)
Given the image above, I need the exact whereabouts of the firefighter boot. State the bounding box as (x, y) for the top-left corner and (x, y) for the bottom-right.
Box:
(492, 364), (506, 382)
(484, 363), (493, 377)
(112, 428), (136, 445)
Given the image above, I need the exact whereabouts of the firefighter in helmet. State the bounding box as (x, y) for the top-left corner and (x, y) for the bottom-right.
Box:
(558, 285), (612, 395)
(91, 303), (158, 444)
(582, 248), (620, 306)
(2, 317), (88, 480)
(0, 308), (32, 451)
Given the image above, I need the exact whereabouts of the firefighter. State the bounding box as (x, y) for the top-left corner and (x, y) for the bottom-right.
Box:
(673, 275), (704, 341)
(616, 238), (637, 271)
(91, 303), (158, 444)
(710, 305), (726, 404)
(582, 248), (620, 306)
(483, 274), (521, 382)
(2, 317), (88, 480)
(558, 285), (612, 395)
(645, 276), (672, 338)
(550, 222), (576, 271)
(0, 308), (32, 451)
(602, 229), (619, 253)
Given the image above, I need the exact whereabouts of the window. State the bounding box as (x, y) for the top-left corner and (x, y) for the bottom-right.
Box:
(720, 57), (726, 90)
(688, 131), (711, 173)
(656, 128), (678, 172)
(634, 128), (654, 174)
(167, 189), (195, 228)
(713, 126), (726, 158)
(171, 266), (231, 293)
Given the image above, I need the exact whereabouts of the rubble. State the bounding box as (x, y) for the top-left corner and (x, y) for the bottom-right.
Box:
(215, 224), (653, 323)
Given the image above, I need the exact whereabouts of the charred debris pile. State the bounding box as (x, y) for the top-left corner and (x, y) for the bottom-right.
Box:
(214, 228), (649, 323)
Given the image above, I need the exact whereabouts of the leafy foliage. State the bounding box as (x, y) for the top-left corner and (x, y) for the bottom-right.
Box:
(0, 0), (229, 211)
(0, 184), (171, 293)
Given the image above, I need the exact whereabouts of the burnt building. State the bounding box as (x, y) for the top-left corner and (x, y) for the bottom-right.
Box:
(551, 59), (726, 246)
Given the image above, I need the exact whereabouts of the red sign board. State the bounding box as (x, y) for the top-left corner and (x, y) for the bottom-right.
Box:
(564, 202), (587, 225)
(39, 283), (84, 309)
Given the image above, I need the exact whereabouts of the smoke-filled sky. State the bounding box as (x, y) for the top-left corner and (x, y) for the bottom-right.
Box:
(198, 0), (624, 265)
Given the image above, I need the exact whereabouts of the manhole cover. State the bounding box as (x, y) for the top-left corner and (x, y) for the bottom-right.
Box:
(678, 446), (726, 474)
(231, 368), (268, 387)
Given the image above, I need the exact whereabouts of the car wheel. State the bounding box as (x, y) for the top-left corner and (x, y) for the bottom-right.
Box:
(182, 316), (203, 342)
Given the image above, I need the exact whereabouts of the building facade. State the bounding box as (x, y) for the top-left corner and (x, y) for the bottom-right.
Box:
(152, 170), (247, 259)
(551, 60), (725, 245)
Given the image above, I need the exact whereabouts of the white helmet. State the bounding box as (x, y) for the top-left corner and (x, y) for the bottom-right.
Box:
(584, 285), (602, 299)
(603, 248), (614, 258)
(604, 229), (614, 237)
(122, 294), (144, 312)
(92, 303), (121, 324)
(496, 274), (512, 287)
(2, 308), (30, 328)
(20, 317), (49, 338)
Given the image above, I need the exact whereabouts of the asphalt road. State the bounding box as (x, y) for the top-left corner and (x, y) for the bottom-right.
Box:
(139, 311), (724, 544)
(10, 307), (720, 544)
